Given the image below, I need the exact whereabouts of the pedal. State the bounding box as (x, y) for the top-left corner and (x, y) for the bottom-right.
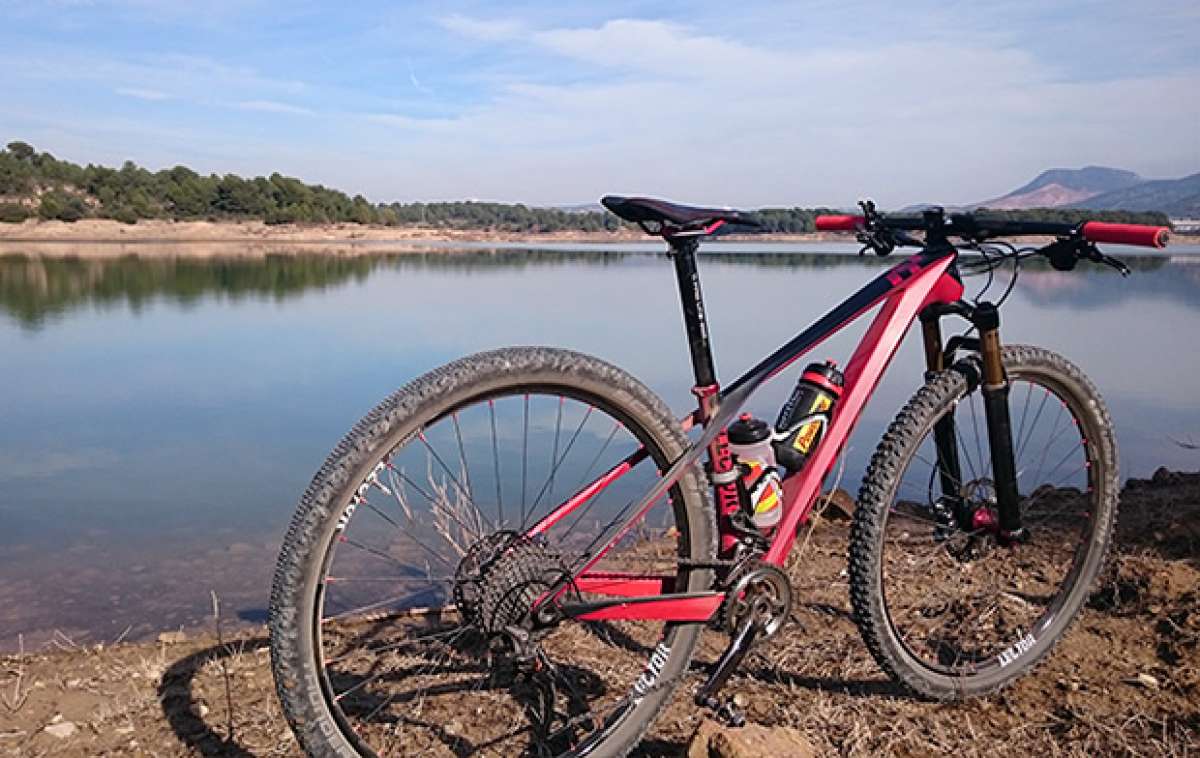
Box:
(698, 694), (746, 728)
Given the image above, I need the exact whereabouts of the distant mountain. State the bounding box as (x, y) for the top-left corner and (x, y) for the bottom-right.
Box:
(1067, 172), (1200, 216)
(969, 165), (1200, 217)
(975, 166), (1144, 210)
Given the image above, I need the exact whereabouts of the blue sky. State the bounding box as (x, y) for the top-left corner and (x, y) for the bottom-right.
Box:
(2, 0), (1198, 207)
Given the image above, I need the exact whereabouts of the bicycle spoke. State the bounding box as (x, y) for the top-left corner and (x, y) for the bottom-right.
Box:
(489, 398), (504, 528)
(389, 465), (481, 543)
(324, 585), (452, 625)
(953, 417), (981, 487)
(968, 393), (988, 480)
(451, 412), (482, 534)
(523, 405), (595, 532)
(521, 393), (529, 527)
(1015, 387), (1051, 462)
(549, 396), (564, 506)
(419, 431), (494, 533)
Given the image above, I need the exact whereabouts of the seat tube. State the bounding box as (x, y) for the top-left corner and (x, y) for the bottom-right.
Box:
(975, 302), (1025, 542)
(669, 237), (718, 389)
(920, 309), (965, 506)
(669, 237), (741, 555)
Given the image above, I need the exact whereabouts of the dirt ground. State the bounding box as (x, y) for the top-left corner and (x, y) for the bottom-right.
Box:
(2, 469), (1196, 757)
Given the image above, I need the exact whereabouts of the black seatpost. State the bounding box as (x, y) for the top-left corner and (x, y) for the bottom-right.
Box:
(668, 237), (718, 389)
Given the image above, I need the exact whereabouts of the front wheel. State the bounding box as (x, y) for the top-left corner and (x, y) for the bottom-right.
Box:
(849, 345), (1118, 699)
(269, 347), (715, 757)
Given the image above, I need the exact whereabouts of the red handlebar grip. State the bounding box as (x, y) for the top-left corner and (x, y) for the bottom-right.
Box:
(1081, 221), (1169, 249)
(815, 214), (866, 232)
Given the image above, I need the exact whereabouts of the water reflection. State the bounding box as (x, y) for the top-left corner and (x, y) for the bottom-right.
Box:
(2, 249), (1195, 332)
(0, 246), (1197, 650)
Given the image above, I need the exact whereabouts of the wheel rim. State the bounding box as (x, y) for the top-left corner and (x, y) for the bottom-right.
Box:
(311, 387), (696, 756)
(879, 368), (1103, 679)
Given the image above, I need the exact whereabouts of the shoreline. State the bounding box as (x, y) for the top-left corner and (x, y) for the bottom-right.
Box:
(0, 218), (877, 244)
(1, 219), (1194, 260)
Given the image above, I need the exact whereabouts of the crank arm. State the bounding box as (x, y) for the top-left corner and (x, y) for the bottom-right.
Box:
(694, 620), (759, 712)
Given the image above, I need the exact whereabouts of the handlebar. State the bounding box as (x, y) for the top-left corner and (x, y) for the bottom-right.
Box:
(814, 209), (1170, 250)
(1080, 221), (1169, 249)
(814, 214), (866, 232)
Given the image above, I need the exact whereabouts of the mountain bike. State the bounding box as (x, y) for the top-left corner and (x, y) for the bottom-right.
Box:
(268, 196), (1170, 757)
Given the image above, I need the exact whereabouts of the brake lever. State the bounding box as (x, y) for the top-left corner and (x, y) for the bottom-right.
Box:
(1081, 242), (1131, 276)
(1099, 253), (1131, 277)
(855, 230), (895, 256)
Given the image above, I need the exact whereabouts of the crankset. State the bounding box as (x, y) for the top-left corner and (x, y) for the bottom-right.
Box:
(695, 563), (792, 725)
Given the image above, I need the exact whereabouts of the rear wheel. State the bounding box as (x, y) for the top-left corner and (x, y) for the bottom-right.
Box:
(849, 345), (1118, 699)
(269, 347), (714, 757)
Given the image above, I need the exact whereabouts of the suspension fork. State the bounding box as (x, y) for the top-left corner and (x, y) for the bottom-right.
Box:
(974, 302), (1025, 543)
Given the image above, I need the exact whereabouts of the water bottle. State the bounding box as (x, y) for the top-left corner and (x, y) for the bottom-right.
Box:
(774, 360), (844, 474)
(727, 414), (784, 531)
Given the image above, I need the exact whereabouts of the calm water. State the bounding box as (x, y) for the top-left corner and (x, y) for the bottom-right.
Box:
(2, 243), (1199, 648)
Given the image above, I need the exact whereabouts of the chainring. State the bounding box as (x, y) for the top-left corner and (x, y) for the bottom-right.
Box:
(719, 561), (793, 639)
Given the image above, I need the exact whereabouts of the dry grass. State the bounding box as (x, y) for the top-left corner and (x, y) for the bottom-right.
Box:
(0, 471), (1196, 756)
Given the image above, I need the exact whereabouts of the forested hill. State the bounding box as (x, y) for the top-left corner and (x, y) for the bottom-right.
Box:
(0, 141), (1172, 231)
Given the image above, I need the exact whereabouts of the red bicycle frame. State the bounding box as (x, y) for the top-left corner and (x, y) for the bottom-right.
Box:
(528, 242), (964, 623)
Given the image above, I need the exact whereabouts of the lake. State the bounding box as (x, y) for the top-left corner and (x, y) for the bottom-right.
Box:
(2, 242), (1198, 649)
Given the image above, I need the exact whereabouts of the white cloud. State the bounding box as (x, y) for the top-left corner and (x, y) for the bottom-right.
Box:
(438, 13), (524, 42)
(376, 15), (1200, 207)
(235, 99), (314, 116)
(115, 86), (171, 101)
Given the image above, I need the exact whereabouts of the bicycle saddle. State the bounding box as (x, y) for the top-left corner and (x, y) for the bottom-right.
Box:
(601, 196), (754, 229)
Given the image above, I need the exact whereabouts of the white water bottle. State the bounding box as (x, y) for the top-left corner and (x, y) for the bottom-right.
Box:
(727, 414), (784, 531)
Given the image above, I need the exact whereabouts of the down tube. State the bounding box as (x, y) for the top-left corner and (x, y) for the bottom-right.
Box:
(763, 258), (963, 565)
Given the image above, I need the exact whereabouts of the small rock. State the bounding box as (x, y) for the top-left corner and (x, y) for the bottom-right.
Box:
(197, 703), (210, 718)
(49, 714), (63, 724)
(158, 630), (187, 644)
(1135, 672), (1159, 689)
(822, 488), (856, 520)
(687, 719), (723, 758)
(445, 721), (461, 736)
(710, 723), (816, 758)
(44, 721), (78, 739)
(731, 692), (749, 708)
(115, 725), (135, 735)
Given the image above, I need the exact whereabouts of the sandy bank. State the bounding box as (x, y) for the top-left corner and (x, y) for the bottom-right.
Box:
(0, 218), (857, 257)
